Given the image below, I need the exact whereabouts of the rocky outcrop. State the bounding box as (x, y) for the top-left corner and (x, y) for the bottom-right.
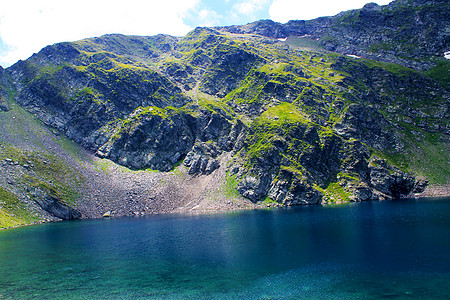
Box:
(183, 114), (246, 175)
(412, 179), (429, 194)
(267, 169), (322, 205)
(334, 103), (401, 151)
(33, 194), (82, 220)
(200, 46), (263, 98)
(184, 142), (220, 175)
(88, 104), (244, 172)
(237, 173), (273, 202)
(0, 68), (11, 112)
(95, 109), (196, 171)
(0, 97), (10, 112)
(368, 157), (416, 199)
(233, 112), (427, 204)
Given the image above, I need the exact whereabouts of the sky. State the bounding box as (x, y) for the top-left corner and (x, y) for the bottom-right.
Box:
(0, 0), (393, 68)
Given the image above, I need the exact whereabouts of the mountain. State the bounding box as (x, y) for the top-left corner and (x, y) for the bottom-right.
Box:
(0, 0), (448, 228)
(219, 0), (450, 72)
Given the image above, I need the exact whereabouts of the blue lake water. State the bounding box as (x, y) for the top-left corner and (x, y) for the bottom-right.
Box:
(0, 197), (449, 299)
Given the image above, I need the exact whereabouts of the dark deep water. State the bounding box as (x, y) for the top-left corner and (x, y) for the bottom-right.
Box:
(0, 197), (449, 299)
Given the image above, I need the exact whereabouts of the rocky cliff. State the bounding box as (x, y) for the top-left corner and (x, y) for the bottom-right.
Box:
(0, 0), (448, 227)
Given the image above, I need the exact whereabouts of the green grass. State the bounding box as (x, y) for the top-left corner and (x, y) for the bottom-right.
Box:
(258, 102), (310, 125)
(93, 158), (113, 175)
(196, 93), (236, 118)
(320, 182), (352, 203)
(22, 174), (79, 205)
(374, 121), (449, 184)
(335, 10), (361, 25)
(285, 36), (326, 53)
(93, 157), (130, 174)
(0, 186), (39, 229)
(425, 60), (450, 89)
(363, 59), (419, 77)
(376, 140), (449, 184)
(337, 172), (360, 182)
(111, 105), (189, 142)
(73, 86), (105, 105)
(170, 163), (188, 180)
(223, 173), (241, 198)
(93, 157), (159, 175)
(225, 70), (266, 105)
(280, 165), (304, 176)
(246, 102), (312, 161)
(224, 47), (345, 111)
(368, 43), (393, 53)
(0, 145), (84, 206)
(262, 196), (277, 205)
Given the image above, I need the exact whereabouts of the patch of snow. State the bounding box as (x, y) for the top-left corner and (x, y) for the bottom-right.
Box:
(298, 34), (311, 38)
(444, 51), (450, 59)
(277, 37), (287, 42)
(346, 54), (361, 59)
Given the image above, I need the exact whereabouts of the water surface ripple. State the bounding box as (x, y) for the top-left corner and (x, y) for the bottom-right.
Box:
(0, 197), (449, 299)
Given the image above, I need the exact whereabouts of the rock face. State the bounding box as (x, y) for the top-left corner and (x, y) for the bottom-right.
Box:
(184, 142), (220, 175)
(96, 109), (196, 171)
(267, 169), (322, 205)
(33, 194), (82, 220)
(368, 157), (416, 198)
(0, 0), (448, 219)
(0, 150), (84, 224)
(0, 97), (9, 112)
(334, 103), (400, 151)
(0, 68), (10, 112)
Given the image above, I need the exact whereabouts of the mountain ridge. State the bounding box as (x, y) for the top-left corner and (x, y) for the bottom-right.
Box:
(217, 0), (450, 71)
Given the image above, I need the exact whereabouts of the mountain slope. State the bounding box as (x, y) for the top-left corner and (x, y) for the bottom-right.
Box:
(0, 0), (448, 227)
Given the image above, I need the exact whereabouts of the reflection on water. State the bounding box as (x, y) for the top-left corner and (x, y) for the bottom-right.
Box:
(0, 198), (449, 299)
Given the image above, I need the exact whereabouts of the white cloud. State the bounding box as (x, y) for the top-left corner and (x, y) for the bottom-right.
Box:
(188, 8), (222, 27)
(269, 0), (393, 23)
(0, 0), (199, 67)
(233, 0), (270, 16)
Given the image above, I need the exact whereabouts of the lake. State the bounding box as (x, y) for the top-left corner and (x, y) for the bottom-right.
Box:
(0, 197), (449, 299)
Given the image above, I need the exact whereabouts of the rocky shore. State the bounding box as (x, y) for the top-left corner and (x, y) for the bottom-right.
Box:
(415, 183), (450, 198)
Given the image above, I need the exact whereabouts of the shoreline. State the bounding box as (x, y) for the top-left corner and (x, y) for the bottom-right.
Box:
(2, 190), (448, 231)
(413, 183), (450, 198)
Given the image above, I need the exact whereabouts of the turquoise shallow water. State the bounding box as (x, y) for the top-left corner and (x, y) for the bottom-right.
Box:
(0, 197), (449, 299)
